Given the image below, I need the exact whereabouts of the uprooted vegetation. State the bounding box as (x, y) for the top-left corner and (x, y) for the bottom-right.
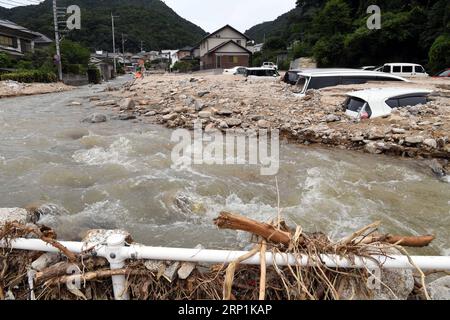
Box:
(0, 211), (438, 300)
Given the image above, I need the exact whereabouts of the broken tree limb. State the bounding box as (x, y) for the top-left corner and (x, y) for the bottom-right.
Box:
(361, 235), (435, 248)
(45, 269), (151, 286)
(214, 212), (291, 246)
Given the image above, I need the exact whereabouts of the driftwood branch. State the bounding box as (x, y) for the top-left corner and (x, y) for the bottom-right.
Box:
(214, 212), (435, 248)
(45, 269), (151, 286)
(362, 235), (435, 248)
(214, 212), (291, 246)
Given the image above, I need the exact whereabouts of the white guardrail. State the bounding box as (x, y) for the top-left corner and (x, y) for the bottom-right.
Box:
(2, 234), (450, 300)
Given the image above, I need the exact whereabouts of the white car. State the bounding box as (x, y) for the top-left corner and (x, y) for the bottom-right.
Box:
(223, 66), (247, 75)
(344, 88), (432, 119)
(262, 62), (277, 70)
(381, 63), (429, 78)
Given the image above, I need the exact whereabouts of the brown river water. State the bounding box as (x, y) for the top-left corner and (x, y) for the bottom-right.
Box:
(0, 77), (449, 254)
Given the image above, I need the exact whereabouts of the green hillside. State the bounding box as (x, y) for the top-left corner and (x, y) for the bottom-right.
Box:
(0, 0), (207, 52)
(246, 0), (450, 72)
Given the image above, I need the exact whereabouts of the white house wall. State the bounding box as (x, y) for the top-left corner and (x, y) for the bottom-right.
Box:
(199, 27), (247, 57)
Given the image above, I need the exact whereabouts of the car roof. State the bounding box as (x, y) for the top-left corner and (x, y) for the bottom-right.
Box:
(384, 63), (423, 67)
(297, 69), (408, 81)
(247, 67), (278, 70)
(347, 88), (432, 101)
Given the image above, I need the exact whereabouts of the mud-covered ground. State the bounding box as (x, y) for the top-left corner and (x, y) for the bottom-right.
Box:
(0, 80), (72, 98)
(94, 73), (450, 173)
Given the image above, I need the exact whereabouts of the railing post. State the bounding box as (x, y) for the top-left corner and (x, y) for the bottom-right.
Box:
(105, 234), (130, 300)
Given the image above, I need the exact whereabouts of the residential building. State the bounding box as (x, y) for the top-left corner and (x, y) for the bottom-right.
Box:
(177, 46), (192, 60)
(0, 19), (42, 57)
(194, 25), (252, 70)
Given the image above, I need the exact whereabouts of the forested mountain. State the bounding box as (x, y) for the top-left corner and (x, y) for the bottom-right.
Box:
(0, 0), (207, 52)
(246, 0), (450, 71)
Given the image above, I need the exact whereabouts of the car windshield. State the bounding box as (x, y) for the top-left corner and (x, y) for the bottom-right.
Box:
(296, 76), (308, 92)
(439, 70), (450, 77)
(345, 97), (366, 113)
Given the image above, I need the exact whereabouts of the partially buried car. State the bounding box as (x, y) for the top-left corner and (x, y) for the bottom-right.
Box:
(223, 66), (247, 75)
(344, 88), (433, 119)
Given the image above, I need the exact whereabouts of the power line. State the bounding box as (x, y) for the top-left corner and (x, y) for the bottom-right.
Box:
(0, 0), (42, 7)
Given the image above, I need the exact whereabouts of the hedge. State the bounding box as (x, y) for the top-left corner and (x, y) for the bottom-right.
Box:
(0, 70), (57, 83)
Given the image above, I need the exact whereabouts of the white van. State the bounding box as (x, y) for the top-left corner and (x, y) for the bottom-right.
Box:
(381, 63), (429, 78)
(294, 69), (408, 95)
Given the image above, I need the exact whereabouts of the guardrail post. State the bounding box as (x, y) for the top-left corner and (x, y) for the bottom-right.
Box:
(105, 234), (130, 300)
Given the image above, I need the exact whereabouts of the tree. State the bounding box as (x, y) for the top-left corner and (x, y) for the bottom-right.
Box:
(429, 34), (450, 73)
(312, 0), (352, 37)
(313, 34), (345, 67)
(263, 37), (286, 51)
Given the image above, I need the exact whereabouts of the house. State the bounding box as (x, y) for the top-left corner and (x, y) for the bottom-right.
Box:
(249, 43), (264, 54)
(177, 46), (192, 60)
(32, 32), (53, 49)
(0, 19), (41, 58)
(194, 25), (252, 70)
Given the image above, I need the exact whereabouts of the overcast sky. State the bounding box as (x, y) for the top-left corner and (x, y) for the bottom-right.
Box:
(1, 0), (296, 33)
(163, 0), (297, 32)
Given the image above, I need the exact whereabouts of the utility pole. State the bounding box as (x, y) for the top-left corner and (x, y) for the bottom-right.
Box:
(141, 41), (144, 52)
(111, 13), (118, 75)
(52, 0), (63, 82)
(121, 33), (125, 55)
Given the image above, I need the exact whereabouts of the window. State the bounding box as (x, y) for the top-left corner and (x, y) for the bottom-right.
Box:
(392, 66), (401, 73)
(402, 66), (413, 73)
(438, 70), (450, 77)
(386, 95), (428, 109)
(308, 76), (340, 90)
(386, 99), (399, 108)
(233, 56), (238, 63)
(383, 65), (391, 73)
(296, 76), (308, 92)
(0, 35), (14, 47)
(398, 96), (427, 107)
(345, 97), (367, 113)
(415, 66), (425, 73)
(341, 77), (368, 85)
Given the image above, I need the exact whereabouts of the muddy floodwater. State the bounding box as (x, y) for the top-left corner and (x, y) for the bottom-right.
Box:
(0, 77), (449, 255)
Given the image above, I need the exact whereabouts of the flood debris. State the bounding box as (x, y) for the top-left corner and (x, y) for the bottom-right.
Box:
(95, 74), (449, 171)
(0, 209), (444, 300)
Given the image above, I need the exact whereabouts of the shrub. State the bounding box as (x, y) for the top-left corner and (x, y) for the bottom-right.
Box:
(0, 70), (57, 83)
(172, 61), (197, 73)
(87, 65), (101, 84)
(429, 34), (450, 73)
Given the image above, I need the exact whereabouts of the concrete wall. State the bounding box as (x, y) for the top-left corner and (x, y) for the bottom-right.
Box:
(63, 73), (89, 86)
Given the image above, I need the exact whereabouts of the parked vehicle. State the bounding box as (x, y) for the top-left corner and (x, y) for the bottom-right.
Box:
(344, 88), (432, 119)
(223, 66), (247, 75)
(245, 67), (280, 78)
(262, 62), (277, 70)
(360, 66), (378, 71)
(433, 69), (450, 78)
(294, 69), (408, 95)
(381, 63), (429, 77)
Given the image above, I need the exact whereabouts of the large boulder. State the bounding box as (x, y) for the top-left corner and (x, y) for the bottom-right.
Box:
(337, 267), (414, 300)
(82, 113), (107, 123)
(427, 276), (450, 300)
(119, 98), (135, 111)
(337, 247), (415, 300)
